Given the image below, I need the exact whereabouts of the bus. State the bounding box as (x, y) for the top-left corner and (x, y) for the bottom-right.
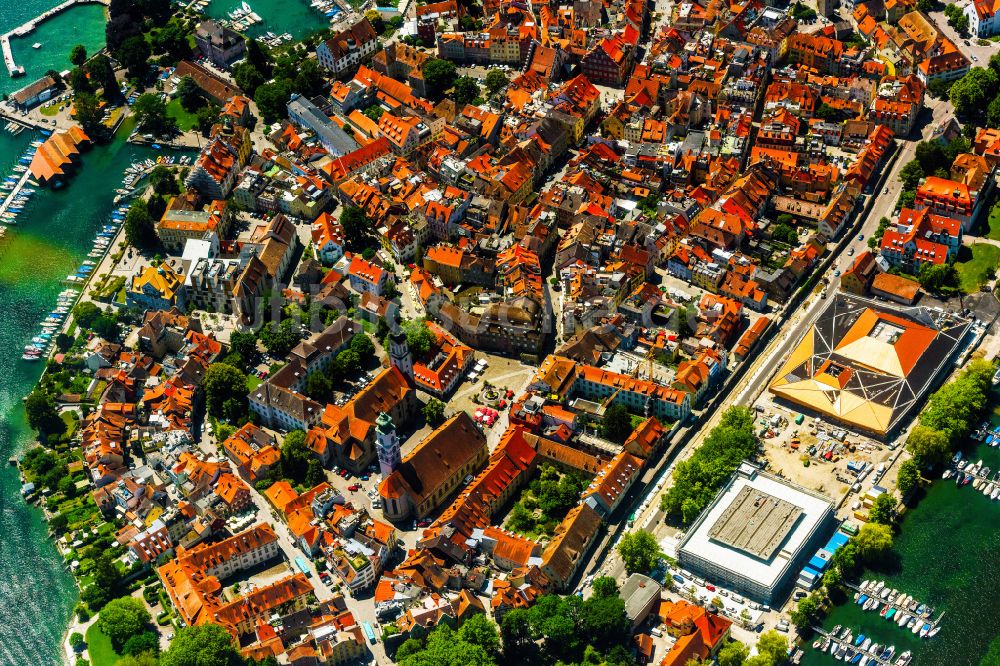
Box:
(363, 622), (377, 644)
(294, 556), (311, 578)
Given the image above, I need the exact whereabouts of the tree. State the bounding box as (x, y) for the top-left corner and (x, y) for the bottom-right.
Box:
(121, 630), (159, 656)
(756, 630), (787, 665)
(151, 18), (192, 64)
(87, 55), (117, 95)
(988, 94), (1000, 129)
(906, 425), (951, 467)
(306, 371), (332, 402)
(294, 59), (326, 98)
(616, 529), (662, 574)
(485, 69), (509, 96)
(70, 44), (88, 66)
(203, 363), (248, 420)
(457, 614), (502, 661)
(350, 332), (375, 358)
(423, 59), (457, 100)
(365, 9), (386, 34)
(124, 199), (157, 249)
(229, 331), (260, 366)
(868, 492), (897, 525)
(600, 403), (633, 443)
(591, 576), (619, 599)
(195, 104), (220, 133)
(339, 206), (374, 250)
(71, 91), (104, 137)
(949, 67), (999, 117)
(258, 318), (301, 357)
(133, 93), (176, 136)
(717, 641), (750, 666)
(397, 622), (495, 666)
(25, 391), (65, 437)
(363, 104), (384, 121)
(500, 608), (534, 660)
(233, 62), (266, 98)
(896, 459), (920, 495)
(898, 159), (925, 190)
(404, 321), (435, 358)
(98, 597), (151, 651)
(422, 398), (446, 426)
(334, 348), (361, 375)
(789, 594), (821, 630)
(855, 522), (894, 562)
(159, 623), (245, 666)
(149, 165), (179, 195)
(280, 430), (314, 484)
(93, 314), (121, 342)
(918, 263), (959, 292)
(453, 76), (480, 106)
(254, 80), (293, 124)
(69, 67), (92, 94)
(116, 34), (152, 79)
(117, 653), (160, 666)
(175, 75), (203, 112)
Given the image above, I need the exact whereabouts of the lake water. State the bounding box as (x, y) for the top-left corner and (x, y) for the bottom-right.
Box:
(802, 407), (1000, 666)
(202, 0), (329, 41)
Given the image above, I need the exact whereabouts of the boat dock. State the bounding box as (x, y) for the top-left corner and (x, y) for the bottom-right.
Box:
(844, 581), (945, 631)
(809, 627), (907, 666)
(2, 0), (110, 78)
(0, 168), (33, 217)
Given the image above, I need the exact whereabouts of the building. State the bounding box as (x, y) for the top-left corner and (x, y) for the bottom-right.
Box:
(287, 94), (360, 157)
(913, 175), (983, 232)
(620, 574), (662, 628)
(769, 293), (971, 436)
(158, 197), (231, 253)
(966, 0), (1000, 37)
(677, 464), (835, 605)
(347, 255), (388, 295)
(871, 272), (922, 304)
(316, 18), (379, 76)
(879, 207), (961, 272)
(657, 600), (732, 666)
(378, 412), (489, 521)
(9, 75), (59, 111)
(172, 61), (243, 106)
(194, 19), (246, 69)
(127, 264), (187, 312)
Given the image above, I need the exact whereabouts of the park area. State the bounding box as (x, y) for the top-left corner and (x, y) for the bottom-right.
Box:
(165, 98), (199, 132)
(956, 243), (1000, 293)
(503, 463), (592, 540)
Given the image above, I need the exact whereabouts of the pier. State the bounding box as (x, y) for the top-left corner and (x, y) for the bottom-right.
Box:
(809, 626), (909, 666)
(0, 168), (33, 217)
(2, 0), (110, 78)
(844, 581), (945, 631)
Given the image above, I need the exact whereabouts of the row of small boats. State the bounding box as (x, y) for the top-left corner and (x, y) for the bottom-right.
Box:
(22, 290), (78, 361)
(944, 457), (1000, 498)
(813, 626), (912, 664)
(854, 581), (939, 639)
(1, 140), (43, 225)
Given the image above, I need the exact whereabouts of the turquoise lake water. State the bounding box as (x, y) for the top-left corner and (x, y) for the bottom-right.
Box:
(202, 0), (329, 41)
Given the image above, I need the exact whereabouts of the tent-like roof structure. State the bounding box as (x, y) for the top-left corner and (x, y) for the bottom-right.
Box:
(769, 293), (970, 435)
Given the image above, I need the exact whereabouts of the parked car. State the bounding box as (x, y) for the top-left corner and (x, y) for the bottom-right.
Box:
(348, 484), (360, 492)
(417, 519), (431, 527)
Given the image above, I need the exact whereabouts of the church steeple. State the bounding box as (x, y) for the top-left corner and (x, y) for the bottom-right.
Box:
(375, 411), (401, 477)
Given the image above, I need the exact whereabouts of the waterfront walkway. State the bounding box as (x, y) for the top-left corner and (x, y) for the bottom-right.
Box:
(2, 0), (110, 78)
(0, 166), (33, 217)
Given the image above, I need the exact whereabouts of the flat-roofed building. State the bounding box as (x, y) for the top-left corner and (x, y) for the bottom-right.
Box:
(677, 464), (835, 605)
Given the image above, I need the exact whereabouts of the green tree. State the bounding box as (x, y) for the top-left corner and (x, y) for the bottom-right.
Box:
(125, 199), (157, 248)
(600, 403), (633, 443)
(254, 80), (293, 124)
(69, 67), (92, 94)
(457, 614), (502, 661)
(453, 76), (480, 106)
(404, 321), (435, 357)
(868, 492), (897, 525)
(175, 75), (203, 112)
(591, 576), (619, 598)
(717, 641), (750, 666)
(906, 425), (951, 467)
(73, 91), (104, 135)
(232, 62), (266, 98)
(306, 371), (332, 402)
(485, 69), (509, 96)
(116, 653), (160, 666)
(988, 94), (1000, 129)
(280, 430), (314, 484)
(500, 608), (534, 661)
(229, 331), (260, 366)
(195, 104), (220, 133)
(949, 67), (999, 117)
(87, 55), (117, 95)
(25, 391), (65, 437)
(789, 594), (821, 630)
(350, 332), (375, 357)
(70, 44), (88, 66)
(423, 59), (457, 100)
(898, 159), (925, 190)
(98, 597), (151, 651)
(121, 630), (159, 656)
(149, 165), (179, 195)
(398, 623), (495, 666)
(363, 104), (384, 121)
(855, 522), (894, 562)
(756, 630), (788, 665)
(896, 459), (920, 495)
(616, 529), (662, 574)
(203, 363), (248, 420)
(116, 34), (152, 79)
(159, 623), (245, 666)
(339, 206), (375, 250)
(258, 318), (301, 357)
(917, 262), (959, 292)
(133, 93), (176, 136)
(294, 59), (326, 98)
(151, 18), (192, 64)
(422, 398), (446, 426)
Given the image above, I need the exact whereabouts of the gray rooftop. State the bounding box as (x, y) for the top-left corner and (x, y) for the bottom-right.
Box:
(708, 486), (803, 561)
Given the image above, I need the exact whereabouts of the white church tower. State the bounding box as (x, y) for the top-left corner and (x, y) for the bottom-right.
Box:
(375, 411), (401, 478)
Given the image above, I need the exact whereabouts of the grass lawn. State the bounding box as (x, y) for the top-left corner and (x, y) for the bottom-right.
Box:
(986, 201), (1000, 241)
(85, 623), (120, 666)
(165, 98), (199, 132)
(247, 375), (262, 391)
(956, 243), (1000, 293)
(39, 103), (60, 117)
